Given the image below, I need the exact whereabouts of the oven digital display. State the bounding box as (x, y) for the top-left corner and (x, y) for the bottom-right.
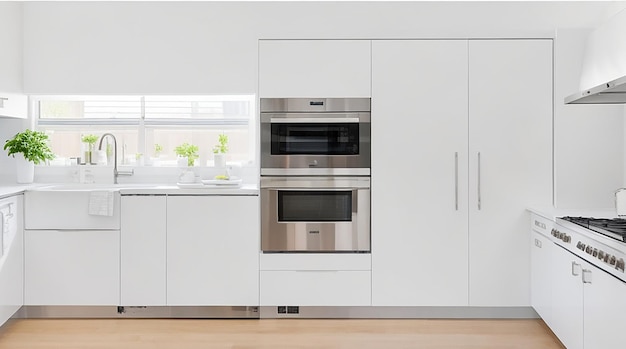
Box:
(278, 191), (352, 222)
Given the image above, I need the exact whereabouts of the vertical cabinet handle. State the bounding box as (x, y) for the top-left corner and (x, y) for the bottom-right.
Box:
(454, 152), (459, 211)
(582, 269), (592, 284)
(571, 261), (581, 276)
(477, 152), (481, 210)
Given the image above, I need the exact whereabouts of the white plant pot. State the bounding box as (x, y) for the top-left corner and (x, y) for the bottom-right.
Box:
(177, 156), (188, 167)
(214, 153), (226, 168)
(15, 153), (35, 184)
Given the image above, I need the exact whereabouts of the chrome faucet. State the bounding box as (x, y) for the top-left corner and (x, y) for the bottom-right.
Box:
(98, 133), (134, 184)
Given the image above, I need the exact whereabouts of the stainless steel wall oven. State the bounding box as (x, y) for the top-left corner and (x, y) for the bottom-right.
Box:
(260, 98), (371, 176)
(260, 98), (371, 253)
(261, 176), (370, 252)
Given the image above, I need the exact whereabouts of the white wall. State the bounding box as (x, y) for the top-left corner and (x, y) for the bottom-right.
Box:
(22, 1), (624, 94)
(554, 28), (624, 209)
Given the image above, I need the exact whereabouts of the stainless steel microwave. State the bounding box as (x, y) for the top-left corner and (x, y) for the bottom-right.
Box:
(260, 98), (371, 176)
(260, 176), (370, 253)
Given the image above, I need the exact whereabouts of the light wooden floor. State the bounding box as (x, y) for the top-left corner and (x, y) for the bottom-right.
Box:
(0, 318), (564, 349)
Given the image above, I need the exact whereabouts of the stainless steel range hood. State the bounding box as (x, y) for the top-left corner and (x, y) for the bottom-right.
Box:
(565, 75), (626, 104)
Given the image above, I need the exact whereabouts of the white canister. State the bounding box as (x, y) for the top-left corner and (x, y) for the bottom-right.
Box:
(616, 188), (626, 217)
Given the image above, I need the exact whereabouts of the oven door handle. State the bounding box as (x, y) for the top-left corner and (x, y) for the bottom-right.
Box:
(270, 117), (360, 123)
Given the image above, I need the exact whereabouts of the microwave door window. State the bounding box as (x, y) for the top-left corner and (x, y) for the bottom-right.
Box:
(278, 191), (352, 222)
(271, 123), (359, 155)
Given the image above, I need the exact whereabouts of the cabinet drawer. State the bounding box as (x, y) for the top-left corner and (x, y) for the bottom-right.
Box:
(530, 213), (553, 237)
(260, 270), (371, 306)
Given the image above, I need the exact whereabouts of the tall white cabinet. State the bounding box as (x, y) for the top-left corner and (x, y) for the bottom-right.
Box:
(467, 40), (552, 306)
(371, 39), (552, 307)
(371, 40), (469, 306)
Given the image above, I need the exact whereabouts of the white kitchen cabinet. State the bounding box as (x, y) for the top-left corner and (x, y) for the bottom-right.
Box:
(371, 39), (552, 307)
(259, 40), (371, 98)
(166, 195), (259, 306)
(551, 245), (584, 349)
(260, 253), (371, 306)
(24, 229), (120, 305)
(467, 40), (552, 306)
(0, 2), (22, 94)
(529, 214), (554, 327)
(371, 40), (469, 306)
(549, 243), (626, 349)
(260, 271), (371, 306)
(0, 93), (27, 119)
(120, 195), (166, 306)
(0, 195), (23, 327)
(583, 258), (626, 348)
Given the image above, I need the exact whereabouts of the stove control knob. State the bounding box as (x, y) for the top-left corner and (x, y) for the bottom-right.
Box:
(586, 246), (592, 254)
(598, 251), (605, 260)
(610, 256), (617, 266)
(564, 235), (571, 243)
(551, 229), (558, 237)
(593, 248), (598, 257)
(616, 259), (625, 272)
(576, 241), (584, 250)
(604, 254), (611, 263)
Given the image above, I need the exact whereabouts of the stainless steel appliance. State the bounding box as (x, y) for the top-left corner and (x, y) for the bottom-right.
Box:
(554, 216), (626, 282)
(260, 98), (371, 176)
(261, 176), (370, 253)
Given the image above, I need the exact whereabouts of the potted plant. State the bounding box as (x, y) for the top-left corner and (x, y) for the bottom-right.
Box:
(3, 129), (55, 183)
(174, 142), (199, 167)
(212, 133), (229, 168)
(150, 143), (163, 166)
(81, 134), (98, 164)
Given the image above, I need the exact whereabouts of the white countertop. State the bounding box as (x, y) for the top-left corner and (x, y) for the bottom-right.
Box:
(0, 184), (32, 198)
(1, 182), (259, 197)
(528, 206), (619, 220)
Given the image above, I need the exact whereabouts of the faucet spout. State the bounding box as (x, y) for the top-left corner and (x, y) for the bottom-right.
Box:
(98, 133), (133, 184)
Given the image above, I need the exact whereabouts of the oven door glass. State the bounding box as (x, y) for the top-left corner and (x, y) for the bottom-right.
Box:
(278, 190), (352, 222)
(270, 123), (359, 155)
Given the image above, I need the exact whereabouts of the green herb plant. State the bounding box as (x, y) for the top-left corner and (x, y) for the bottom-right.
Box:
(81, 134), (99, 148)
(4, 129), (55, 164)
(174, 143), (199, 167)
(154, 143), (163, 157)
(212, 134), (229, 154)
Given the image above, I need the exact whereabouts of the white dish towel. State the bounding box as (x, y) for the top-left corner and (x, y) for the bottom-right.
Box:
(88, 191), (114, 217)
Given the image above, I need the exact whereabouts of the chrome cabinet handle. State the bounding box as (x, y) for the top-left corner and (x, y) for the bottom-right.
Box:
(477, 152), (481, 210)
(454, 152), (459, 211)
(582, 269), (592, 284)
(571, 261), (581, 276)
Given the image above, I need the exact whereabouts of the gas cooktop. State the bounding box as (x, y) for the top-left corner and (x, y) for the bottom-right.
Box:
(560, 216), (626, 243)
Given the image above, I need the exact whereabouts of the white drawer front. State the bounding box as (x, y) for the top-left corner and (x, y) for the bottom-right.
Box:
(260, 270), (371, 306)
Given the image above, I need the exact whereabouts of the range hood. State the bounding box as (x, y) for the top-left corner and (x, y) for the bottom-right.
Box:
(565, 75), (626, 104)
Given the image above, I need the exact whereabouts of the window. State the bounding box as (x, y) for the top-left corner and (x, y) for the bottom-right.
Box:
(34, 95), (256, 167)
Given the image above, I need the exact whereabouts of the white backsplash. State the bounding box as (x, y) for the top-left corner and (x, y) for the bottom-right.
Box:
(33, 163), (259, 186)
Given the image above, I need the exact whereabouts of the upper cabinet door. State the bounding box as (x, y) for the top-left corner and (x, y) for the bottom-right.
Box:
(259, 40), (371, 98)
(0, 93), (27, 119)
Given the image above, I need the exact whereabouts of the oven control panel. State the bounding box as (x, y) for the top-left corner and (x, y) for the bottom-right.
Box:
(551, 228), (571, 243)
(576, 240), (625, 272)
